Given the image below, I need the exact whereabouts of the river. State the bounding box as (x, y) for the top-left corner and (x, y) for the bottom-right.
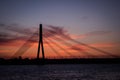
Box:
(0, 64), (120, 80)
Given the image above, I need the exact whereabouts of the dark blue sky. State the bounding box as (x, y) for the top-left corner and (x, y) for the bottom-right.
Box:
(0, 0), (120, 29)
(1, 0), (120, 40)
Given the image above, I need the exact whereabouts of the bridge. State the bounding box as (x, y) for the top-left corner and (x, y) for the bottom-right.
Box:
(12, 24), (119, 60)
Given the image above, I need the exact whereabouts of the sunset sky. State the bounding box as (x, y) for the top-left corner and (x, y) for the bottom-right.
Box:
(0, 0), (120, 59)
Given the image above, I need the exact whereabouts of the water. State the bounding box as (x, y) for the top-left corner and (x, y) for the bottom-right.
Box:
(0, 64), (120, 80)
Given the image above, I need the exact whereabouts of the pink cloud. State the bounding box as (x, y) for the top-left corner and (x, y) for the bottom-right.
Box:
(90, 43), (118, 48)
(70, 31), (112, 39)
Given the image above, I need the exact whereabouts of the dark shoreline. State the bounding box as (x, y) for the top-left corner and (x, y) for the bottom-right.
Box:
(0, 58), (120, 65)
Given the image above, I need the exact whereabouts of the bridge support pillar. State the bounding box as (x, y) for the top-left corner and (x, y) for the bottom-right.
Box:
(37, 24), (45, 60)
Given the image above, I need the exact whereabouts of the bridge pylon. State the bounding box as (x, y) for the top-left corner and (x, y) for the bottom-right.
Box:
(37, 24), (45, 59)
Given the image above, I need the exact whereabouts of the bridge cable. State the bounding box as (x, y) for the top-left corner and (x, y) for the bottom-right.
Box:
(47, 35), (97, 58)
(63, 36), (119, 58)
(44, 38), (63, 58)
(44, 32), (96, 58)
(45, 35), (76, 58)
(12, 30), (38, 57)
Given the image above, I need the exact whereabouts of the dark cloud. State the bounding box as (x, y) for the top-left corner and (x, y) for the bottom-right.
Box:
(0, 23), (6, 27)
(0, 23), (36, 35)
(0, 23), (38, 45)
(0, 23), (71, 46)
(43, 25), (70, 39)
(69, 45), (84, 51)
(0, 32), (17, 44)
(0, 23), (112, 46)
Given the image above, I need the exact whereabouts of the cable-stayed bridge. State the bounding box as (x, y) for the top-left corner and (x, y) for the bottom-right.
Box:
(13, 24), (119, 60)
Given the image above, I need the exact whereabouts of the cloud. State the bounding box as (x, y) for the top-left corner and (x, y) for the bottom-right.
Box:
(0, 23), (36, 35)
(0, 23), (38, 45)
(0, 23), (113, 49)
(0, 23), (114, 47)
(0, 23), (71, 45)
(43, 25), (70, 39)
(1, 23), (119, 58)
(69, 45), (85, 52)
(84, 31), (111, 36)
(90, 43), (118, 48)
(70, 31), (112, 39)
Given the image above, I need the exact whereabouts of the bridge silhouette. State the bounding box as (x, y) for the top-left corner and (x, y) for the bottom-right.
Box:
(0, 24), (119, 64)
(13, 24), (119, 60)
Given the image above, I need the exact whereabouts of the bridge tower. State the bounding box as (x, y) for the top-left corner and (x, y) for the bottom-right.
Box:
(37, 24), (45, 59)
